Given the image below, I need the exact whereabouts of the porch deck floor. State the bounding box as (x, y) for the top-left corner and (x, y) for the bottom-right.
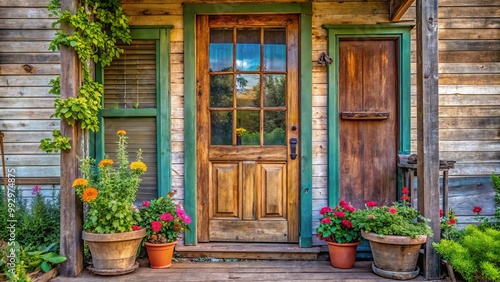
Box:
(51, 259), (445, 281)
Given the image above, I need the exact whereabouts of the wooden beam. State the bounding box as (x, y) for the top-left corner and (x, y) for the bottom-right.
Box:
(416, 0), (440, 279)
(59, 0), (84, 277)
(390, 0), (415, 21)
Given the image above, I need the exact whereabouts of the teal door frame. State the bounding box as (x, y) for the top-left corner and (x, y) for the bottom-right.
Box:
(183, 3), (313, 247)
(323, 25), (413, 207)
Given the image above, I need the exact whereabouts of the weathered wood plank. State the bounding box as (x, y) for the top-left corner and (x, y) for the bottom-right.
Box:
(0, 155), (60, 166)
(390, 0), (414, 21)
(1, 131), (53, 143)
(0, 109), (54, 119)
(0, 8), (53, 19)
(411, 128), (499, 141)
(0, 120), (59, 131)
(410, 40), (500, 51)
(0, 30), (56, 40)
(0, 42), (53, 53)
(0, 0), (49, 6)
(0, 87), (53, 97)
(0, 54), (60, 64)
(122, 3), (182, 16)
(0, 75), (56, 86)
(0, 166), (60, 177)
(0, 64), (60, 75)
(410, 106), (500, 117)
(438, 18), (500, 29)
(0, 19), (55, 29)
(410, 63), (500, 74)
(411, 74), (500, 85)
(0, 98), (55, 108)
(411, 95), (500, 106)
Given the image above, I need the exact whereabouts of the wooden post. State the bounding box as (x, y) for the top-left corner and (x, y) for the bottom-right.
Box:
(416, 0), (440, 279)
(59, 0), (84, 277)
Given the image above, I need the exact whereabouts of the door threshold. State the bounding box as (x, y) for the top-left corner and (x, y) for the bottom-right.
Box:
(176, 242), (321, 260)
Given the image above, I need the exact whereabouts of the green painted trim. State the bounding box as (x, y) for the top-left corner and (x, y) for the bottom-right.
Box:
(183, 8), (197, 245)
(95, 64), (105, 160)
(324, 25), (413, 206)
(100, 108), (157, 117)
(157, 28), (172, 198)
(299, 11), (313, 248)
(183, 3), (313, 246)
(184, 3), (311, 14)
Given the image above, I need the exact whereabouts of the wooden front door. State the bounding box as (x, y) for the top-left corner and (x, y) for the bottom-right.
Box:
(338, 39), (399, 208)
(196, 15), (300, 242)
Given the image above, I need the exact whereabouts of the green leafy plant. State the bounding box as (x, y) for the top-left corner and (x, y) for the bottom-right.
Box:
(433, 225), (500, 282)
(140, 190), (191, 244)
(440, 208), (462, 240)
(350, 187), (433, 238)
(316, 200), (361, 243)
(24, 243), (67, 274)
(73, 130), (146, 233)
(41, 0), (131, 152)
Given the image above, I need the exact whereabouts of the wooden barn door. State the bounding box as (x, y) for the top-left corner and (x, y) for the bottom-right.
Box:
(196, 15), (300, 242)
(338, 38), (399, 208)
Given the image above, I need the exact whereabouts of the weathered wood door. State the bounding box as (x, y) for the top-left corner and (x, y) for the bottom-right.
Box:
(338, 39), (399, 208)
(196, 15), (300, 242)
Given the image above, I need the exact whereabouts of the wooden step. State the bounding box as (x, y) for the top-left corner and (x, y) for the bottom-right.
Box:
(176, 243), (321, 260)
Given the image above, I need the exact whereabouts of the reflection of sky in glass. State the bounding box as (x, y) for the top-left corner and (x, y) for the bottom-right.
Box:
(264, 45), (286, 71)
(236, 44), (260, 71)
(210, 43), (233, 72)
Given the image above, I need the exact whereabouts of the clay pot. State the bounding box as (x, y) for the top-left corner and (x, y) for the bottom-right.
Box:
(145, 241), (178, 268)
(327, 241), (360, 269)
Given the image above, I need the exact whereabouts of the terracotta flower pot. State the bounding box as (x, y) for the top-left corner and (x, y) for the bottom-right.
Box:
(327, 241), (360, 269)
(145, 241), (178, 268)
(361, 231), (427, 280)
(82, 228), (146, 275)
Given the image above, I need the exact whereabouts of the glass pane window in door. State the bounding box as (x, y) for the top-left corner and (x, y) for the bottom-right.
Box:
(211, 111), (233, 145)
(264, 111), (286, 145)
(237, 110), (260, 145)
(210, 29), (233, 72)
(236, 28), (261, 71)
(264, 29), (286, 72)
(264, 74), (286, 107)
(236, 74), (260, 107)
(210, 74), (233, 107)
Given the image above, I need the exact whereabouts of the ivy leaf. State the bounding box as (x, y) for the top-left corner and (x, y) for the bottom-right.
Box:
(70, 41), (77, 47)
(41, 261), (51, 273)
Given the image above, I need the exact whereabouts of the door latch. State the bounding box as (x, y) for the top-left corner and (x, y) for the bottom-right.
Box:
(290, 138), (298, 160)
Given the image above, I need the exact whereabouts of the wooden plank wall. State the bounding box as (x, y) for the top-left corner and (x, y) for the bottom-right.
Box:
(3, 0), (497, 242)
(0, 0), (61, 199)
(402, 0), (499, 227)
(403, 0), (500, 177)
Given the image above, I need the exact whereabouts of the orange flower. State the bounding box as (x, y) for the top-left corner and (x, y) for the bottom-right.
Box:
(117, 130), (127, 135)
(130, 161), (147, 172)
(72, 178), (88, 187)
(82, 187), (98, 202)
(98, 159), (114, 168)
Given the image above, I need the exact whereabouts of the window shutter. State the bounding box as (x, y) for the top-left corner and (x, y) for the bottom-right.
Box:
(104, 40), (157, 109)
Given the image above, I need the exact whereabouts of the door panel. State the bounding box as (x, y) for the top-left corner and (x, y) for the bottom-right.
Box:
(339, 39), (398, 209)
(197, 14), (299, 243)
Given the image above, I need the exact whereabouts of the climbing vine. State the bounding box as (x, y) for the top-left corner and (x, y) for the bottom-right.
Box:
(40, 0), (131, 153)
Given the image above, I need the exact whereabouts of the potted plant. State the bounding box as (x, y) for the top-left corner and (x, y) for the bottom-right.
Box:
(316, 200), (361, 269)
(350, 187), (433, 280)
(72, 130), (147, 275)
(140, 190), (191, 268)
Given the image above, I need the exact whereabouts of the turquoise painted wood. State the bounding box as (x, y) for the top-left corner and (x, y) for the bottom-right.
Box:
(94, 26), (173, 199)
(183, 3), (313, 246)
(324, 25), (412, 207)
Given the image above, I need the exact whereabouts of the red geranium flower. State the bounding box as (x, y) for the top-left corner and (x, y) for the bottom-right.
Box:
(319, 206), (333, 215)
(440, 209), (443, 217)
(447, 217), (456, 225)
(339, 200), (348, 208)
(388, 208), (397, 214)
(473, 206), (482, 214)
(142, 200), (150, 207)
(132, 225), (141, 231)
(401, 195), (410, 201)
(334, 211), (346, 218)
(151, 221), (162, 233)
(341, 219), (352, 229)
(321, 217), (331, 225)
(402, 187), (409, 194)
(366, 201), (378, 208)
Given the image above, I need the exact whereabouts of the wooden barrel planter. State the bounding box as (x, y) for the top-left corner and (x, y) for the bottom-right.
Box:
(361, 231), (427, 280)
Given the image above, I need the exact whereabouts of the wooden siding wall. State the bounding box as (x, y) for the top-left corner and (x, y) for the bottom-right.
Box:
(0, 0), (60, 199)
(402, 0), (499, 226)
(2, 0), (498, 242)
